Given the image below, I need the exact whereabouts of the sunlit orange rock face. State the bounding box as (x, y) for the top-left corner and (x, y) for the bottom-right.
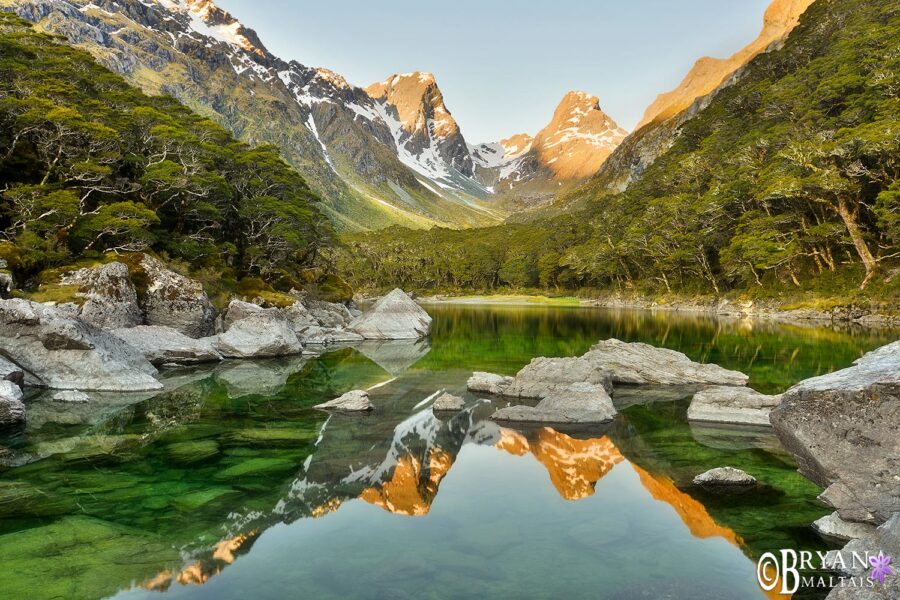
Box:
(636, 0), (815, 129)
(632, 465), (743, 547)
(532, 91), (627, 180)
(495, 427), (624, 500)
(365, 72), (462, 140)
(359, 448), (454, 516)
(530, 429), (625, 500)
(212, 531), (256, 564)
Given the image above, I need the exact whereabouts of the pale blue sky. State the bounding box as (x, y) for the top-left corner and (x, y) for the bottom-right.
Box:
(217, 0), (771, 142)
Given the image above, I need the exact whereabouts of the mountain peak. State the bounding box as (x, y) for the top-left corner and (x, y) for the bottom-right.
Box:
(636, 0), (815, 129)
(531, 91), (627, 180)
(365, 71), (460, 139)
(157, 0), (265, 55)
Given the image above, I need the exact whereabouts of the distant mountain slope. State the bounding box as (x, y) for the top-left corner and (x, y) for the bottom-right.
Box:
(340, 0), (900, 298)
(4, 0), (630, 230)
(2, 0), (505, 231)
(470, 92), (627, 211)
(636, 0), (816, 129)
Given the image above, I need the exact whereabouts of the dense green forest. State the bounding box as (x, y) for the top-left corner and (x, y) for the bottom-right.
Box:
(0, 13), (333, 294)
(340, 0), (899, 302)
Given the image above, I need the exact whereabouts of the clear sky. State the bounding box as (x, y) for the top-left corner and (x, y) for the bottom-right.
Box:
(216, 0), (771, 143)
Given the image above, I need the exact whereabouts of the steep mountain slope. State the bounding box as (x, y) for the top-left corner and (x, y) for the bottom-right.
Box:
(2, 0), (503, 231)
(0, 12), (331, 290)
(530, 0), (817, 221)
(341, 0), (900, 298)
(636, 0), (816, 129)
(470, 91), (627, 210)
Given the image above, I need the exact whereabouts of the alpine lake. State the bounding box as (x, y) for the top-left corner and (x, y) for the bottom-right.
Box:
(0, 302), (896, 600)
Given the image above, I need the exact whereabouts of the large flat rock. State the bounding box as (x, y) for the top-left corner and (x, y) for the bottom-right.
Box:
(771, 341), (900, 525)
(504, 356), (614, 399)
(687, 386), (782, 426)
(492, 388), (616, 424)
(111, 325), (222, 366)
(586, 339), (749, 385)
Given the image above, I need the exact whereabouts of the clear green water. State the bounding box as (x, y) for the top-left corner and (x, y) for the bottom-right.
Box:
(0, 305), (895, 600)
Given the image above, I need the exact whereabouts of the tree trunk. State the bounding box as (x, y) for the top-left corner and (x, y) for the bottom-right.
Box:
(833, 198), (877, 288)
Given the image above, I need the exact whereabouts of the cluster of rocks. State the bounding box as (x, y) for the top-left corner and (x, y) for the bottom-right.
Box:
(0, 255), (432, 426)
(467, 339), (749, 424)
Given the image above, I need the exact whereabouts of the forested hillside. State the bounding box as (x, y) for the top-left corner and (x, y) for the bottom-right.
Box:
(0, 13), (333, 293)
(340, 0), (899, 302)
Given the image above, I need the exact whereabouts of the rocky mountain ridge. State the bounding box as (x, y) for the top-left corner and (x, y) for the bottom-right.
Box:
(3, 0), (628, 229)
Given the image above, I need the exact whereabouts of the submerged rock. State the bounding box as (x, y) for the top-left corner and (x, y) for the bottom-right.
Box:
(348, 289), (431, 340)
(432, 392), (465, 412)
(138, 255), (216, 338)
(216, 300), (302, 359)
(813, 512), (877, 545)
(59, 262), (142, 330)
(467, 372), (513, 395)
(492, 389), (617, 424)
(112, 325), (222, 366)
(52, 390), (90, 403)
(504, 356), (614, 399)
(693, 467), (757, 488)
(0, 299), (161, 391)
(771, 341), (900, 524)
(313, 390), (373, 412)
(687, 386), (781, 426)
(0, 380), (25, 426)
(0, 356), (23, 386)
(585, 339), (749, 386)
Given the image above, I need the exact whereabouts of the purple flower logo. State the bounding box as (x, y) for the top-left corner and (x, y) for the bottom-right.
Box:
(869, 552), (893, 584)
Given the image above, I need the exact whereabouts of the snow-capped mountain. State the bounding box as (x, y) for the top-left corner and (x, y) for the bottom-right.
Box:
(470, 92), (627, 203)
(4, 0), (628, 228)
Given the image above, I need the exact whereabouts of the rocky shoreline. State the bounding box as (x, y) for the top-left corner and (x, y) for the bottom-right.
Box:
(419, 293), (900, 329)
(582, 295), (900, 329)
(0, 254), (431, 425)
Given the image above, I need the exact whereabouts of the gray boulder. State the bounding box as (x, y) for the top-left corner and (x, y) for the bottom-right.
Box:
(432, 392), (465, 412)
(111, 325), (222, 366)
(0, 380), (25, 426)
(216, 300), (302, 359)
(586, 339), (749, 385)
(60, 262), (142, 329)
(813, 512), (877, 545)
(467, 372), (513, 395)
(313, 389), (373, 412)
(825, 513), (899, 599)
(139, 255), (216, 338)
(492, 388), (617, 424)
(347, 289), (431, 340)
(283, 302), (318, 330)
(693, 467), (757, 488)
(306, 300), (354, 328)
(687, 386), (782, 426)
(504, 356), (614, 399)
(52, 390), (91, 403)
(0, 356), (23, 386)
(0, 299), (161, 391)
(771, 341), (900, 524)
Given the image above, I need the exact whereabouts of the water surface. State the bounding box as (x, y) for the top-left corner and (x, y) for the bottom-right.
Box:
(0, 305), (894, 600)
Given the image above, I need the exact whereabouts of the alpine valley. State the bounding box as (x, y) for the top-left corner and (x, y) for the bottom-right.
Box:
(2, 0), (634, 230)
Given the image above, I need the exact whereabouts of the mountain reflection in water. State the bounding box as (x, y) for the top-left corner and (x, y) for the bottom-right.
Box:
(1, 305), (891, 600)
